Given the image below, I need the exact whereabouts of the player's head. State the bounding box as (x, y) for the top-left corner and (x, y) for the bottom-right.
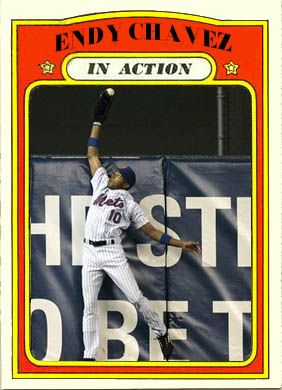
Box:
(108, 166), (136, 190)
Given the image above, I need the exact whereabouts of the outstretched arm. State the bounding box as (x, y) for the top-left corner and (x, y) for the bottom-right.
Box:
(87, 88), (115, 176)
(141, 222), (200, 255)
(87, 124), (102, 176)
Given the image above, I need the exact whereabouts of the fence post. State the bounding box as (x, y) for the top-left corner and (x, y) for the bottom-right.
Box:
(217, 86), (225, 155)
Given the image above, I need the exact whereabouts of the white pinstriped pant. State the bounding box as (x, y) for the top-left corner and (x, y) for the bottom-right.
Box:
(82, 242), (167, 359)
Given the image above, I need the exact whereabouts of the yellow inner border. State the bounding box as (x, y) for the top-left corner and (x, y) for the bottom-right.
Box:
(11, 11), (269, 380)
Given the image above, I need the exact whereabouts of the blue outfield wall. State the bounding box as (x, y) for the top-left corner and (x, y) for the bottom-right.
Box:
(30, 156), (251, 362)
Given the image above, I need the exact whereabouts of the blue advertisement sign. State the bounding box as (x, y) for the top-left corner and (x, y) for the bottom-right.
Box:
(30, 156), (251, 362)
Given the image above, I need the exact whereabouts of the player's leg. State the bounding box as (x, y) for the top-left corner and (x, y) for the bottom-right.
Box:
(104, 258), (174, 360)
(103, 247), (173, 360)
(81, 249), (105, 359)
(103, 251), (166, 336)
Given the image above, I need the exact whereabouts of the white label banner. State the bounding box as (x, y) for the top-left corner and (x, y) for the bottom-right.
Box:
(66, 57), (212, 80)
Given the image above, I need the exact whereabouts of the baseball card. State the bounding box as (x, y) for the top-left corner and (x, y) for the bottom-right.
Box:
(0, 0), (281, 389)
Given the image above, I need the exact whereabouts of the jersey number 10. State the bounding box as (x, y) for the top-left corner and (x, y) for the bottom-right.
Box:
(108, 209), (122, 224)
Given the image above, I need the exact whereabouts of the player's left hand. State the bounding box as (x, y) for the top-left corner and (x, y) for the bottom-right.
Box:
(181, 240), (201, 255)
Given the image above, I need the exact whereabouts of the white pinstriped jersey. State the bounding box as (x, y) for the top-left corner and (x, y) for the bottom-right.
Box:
(84, 167), (149, 240)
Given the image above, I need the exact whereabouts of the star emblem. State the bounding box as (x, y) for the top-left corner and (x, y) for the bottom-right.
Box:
(224, 61), (239, 75)
(39, 60), (55, 75)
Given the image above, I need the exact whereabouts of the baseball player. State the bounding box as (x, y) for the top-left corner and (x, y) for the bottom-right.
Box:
(82, 88), (200, 361)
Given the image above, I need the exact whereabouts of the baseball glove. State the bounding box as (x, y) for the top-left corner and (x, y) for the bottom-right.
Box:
(93, 88), (115, 125)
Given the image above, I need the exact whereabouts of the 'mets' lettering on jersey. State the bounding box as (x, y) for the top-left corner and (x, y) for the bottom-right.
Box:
(93, 193), (124, 208)
(84, 167), (149, 241)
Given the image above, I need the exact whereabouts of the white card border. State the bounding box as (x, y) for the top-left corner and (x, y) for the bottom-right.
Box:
(1, 0), (281, 389)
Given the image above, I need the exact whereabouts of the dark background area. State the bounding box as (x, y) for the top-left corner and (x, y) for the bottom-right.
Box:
(29, 85), (252, 156)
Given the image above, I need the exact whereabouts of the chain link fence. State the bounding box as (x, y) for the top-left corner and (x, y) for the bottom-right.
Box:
(29, 85), (252, 157)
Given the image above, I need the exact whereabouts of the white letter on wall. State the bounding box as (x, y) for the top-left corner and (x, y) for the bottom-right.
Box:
(213, 300), (251, 361)
(97, 300), (139, 361)
(137, 195), (182, 267)
(237, 197), (251, 267)
(186, 197), (231, 267)
(149, 300), (188, 361)
(31, 298), (62, 361)
(31, 195), (61, 266)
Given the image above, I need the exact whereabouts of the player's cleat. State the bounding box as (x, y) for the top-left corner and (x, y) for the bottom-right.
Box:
(157, 331), (174, 361)
(93, 88), (114, 125)
(82, 357), (96, 361)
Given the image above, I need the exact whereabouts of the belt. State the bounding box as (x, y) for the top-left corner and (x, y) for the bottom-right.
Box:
(84, 238), (116, 247)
